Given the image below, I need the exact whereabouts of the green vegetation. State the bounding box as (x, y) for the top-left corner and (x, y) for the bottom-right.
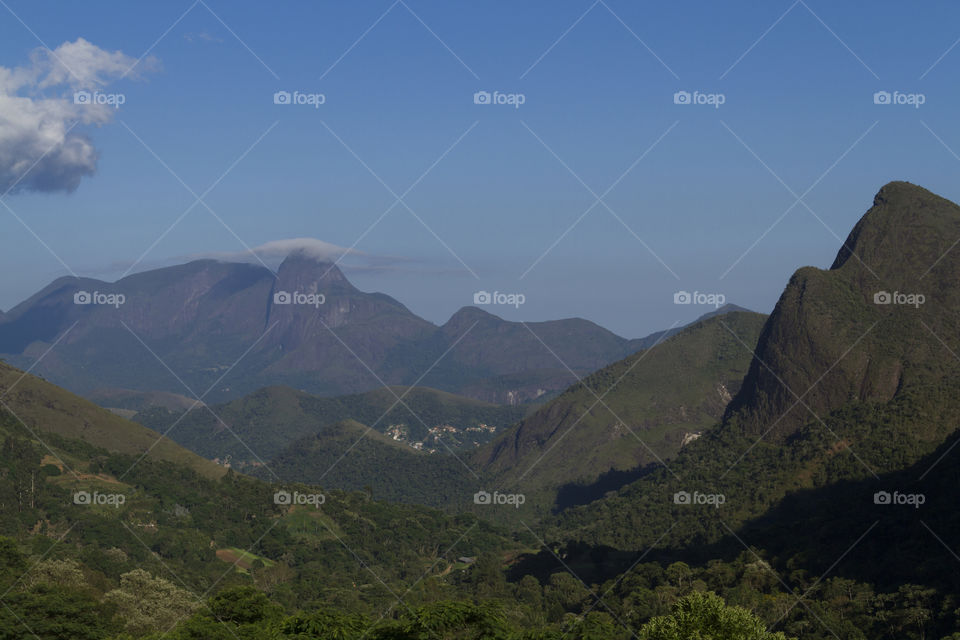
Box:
(474, 311), (767, 517)
(638, 592), (793, 640)
(0, 360), (224, 479)
(263, 419), (479, 509)
(0, 399), (531, 635)
(134, 384), (527, 465)
(549, 381), (960, 563)
(4, 350), (945, 638)
(3, 365), (958, 638)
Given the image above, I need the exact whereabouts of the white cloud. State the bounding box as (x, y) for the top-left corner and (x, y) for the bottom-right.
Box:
(186, 237), (433, 273)
(0, 38), (158, 194)
(198, 237), (364, 263)
(38, 38), (157, 89)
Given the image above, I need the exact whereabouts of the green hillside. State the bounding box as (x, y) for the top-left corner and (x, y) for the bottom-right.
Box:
(474, 310), (767, 517)
(263, 419), (478, 508)
(0, 394), (534, 637)
(494, 183), (960, 640)
(551, 379), (960, 551)
(0, 360), (224, 479)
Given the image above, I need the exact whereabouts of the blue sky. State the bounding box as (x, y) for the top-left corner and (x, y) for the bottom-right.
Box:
(2, 0), (960, 337)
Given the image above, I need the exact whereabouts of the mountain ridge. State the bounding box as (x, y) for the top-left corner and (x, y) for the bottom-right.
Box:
(0, 254), (751, 406)
(473, 309), (767, 517)
(551, 181), (960, 554)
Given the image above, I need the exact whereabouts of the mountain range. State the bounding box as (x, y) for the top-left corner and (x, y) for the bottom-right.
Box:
(2, 181), (960, 638)
(0, 254), (673, 406)
(121, 304), (761, 517)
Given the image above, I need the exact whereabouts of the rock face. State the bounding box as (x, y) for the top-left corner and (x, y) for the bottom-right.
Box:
(0, 252), (655, 403)
(260, 254), (436, 379)
(724, 182), (960, 440)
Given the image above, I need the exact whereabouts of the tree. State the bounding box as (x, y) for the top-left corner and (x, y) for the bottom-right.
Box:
(638, 591), (794, 640)
(23, 557), (86, 589)
(280, 609), (369, 639)
(381, 600), (508, 640)
(208, 585), (283, 626)
(0, 536), (26, 587)
(545, 573), (589, 612)
(515, 574), (545, 625)
(561, 610), (626, 640)
(895, 584), (937, 640)
(468, 551), (508, 598)
(0, 584), (118, 640)
(104, 569), (200, 635)
(163, 613), (250, 640)
(664, 562), (693, 591)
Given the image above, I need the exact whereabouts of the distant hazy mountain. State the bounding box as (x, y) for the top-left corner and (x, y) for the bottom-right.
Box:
(379, 305), (639, 405)
(0, 255), (432, 401)
(0, 253), (678, 404)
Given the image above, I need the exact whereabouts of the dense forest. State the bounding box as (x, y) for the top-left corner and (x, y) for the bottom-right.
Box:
(1, 396), (958, 639)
